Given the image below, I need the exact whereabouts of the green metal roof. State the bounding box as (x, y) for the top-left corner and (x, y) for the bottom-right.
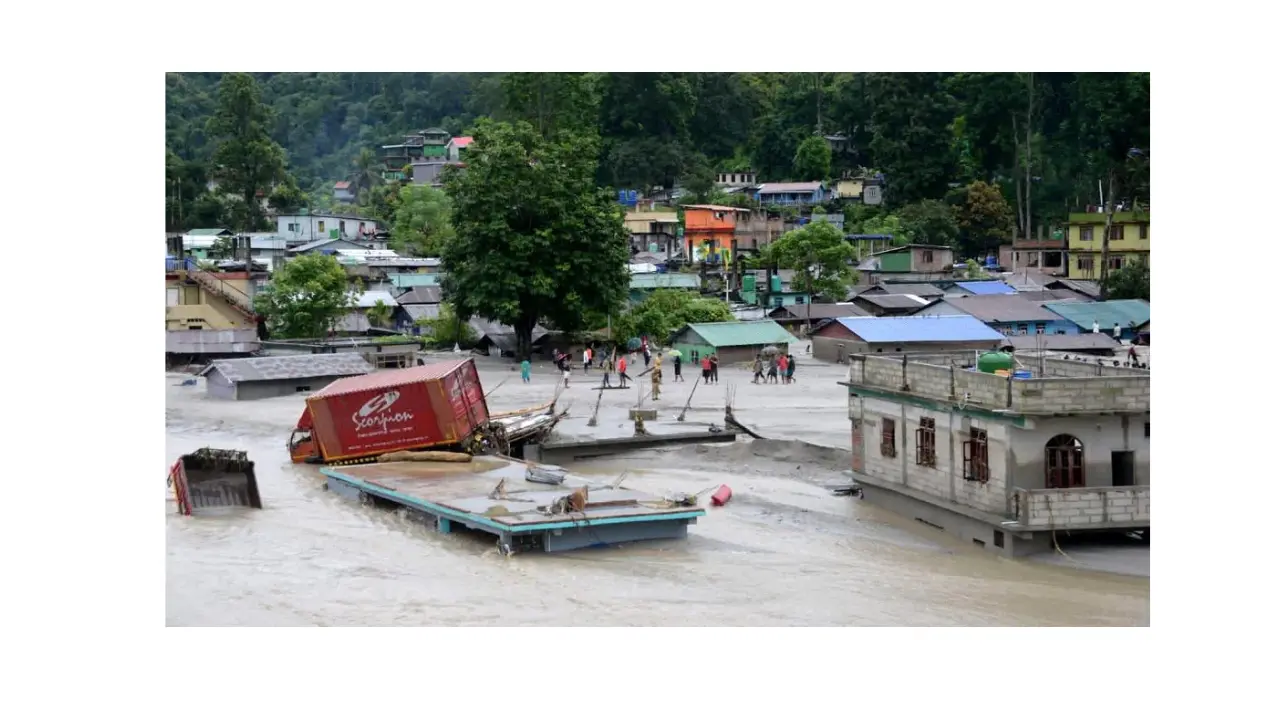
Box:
(680, 320), (795, 348)
(388, 273), (440, 288)
(187, 228), (230, 236)
(1042, 299), (1150, 330)
(630, 273), (700, 290)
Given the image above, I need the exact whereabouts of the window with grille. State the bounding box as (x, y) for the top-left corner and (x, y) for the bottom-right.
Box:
(963, 428), (989, 483)
(915, 417), (936, 467)
(881, 418), (897, 458)
(1077, 256), (1094, 271)
(1109, 225), (1125, 240)
(1080, 227), (1094, 242)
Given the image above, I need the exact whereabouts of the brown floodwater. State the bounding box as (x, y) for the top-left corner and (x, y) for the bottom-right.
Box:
(165, 356), (1149, 626)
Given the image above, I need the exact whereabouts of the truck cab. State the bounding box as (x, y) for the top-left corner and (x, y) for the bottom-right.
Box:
(288, 407), (320, 464)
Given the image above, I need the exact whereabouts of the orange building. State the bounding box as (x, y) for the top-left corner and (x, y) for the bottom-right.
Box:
(681, 204), (744, 265)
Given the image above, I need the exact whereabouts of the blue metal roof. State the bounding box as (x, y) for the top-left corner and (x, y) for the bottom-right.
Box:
(835, 315), (1006, 343)
(955, 280), (1017, 295)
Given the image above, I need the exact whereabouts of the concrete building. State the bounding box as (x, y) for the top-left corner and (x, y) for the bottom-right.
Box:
(629, 273), (700, 305)
(682, 204), (744, 264)
(856, 244), (956, 284)
(165, 267), (263, 357)
(669, 320), (795, 364)
(276, 212), (383, 243)
(333, 181), (357, 204)
(734, 210), (784, 254)
(197, 355), (374, 401)
(841, 351), (1150, 557)
(446, 136), (473, 161)
(811, 315), (1005, 363)
(715, 171), (757, 187)
(1066, 210), (1151, 280)
(917, 295), (1079, 337)
(624, 211), (680, 255)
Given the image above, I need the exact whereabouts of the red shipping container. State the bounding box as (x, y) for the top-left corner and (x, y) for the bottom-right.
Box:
(303, 358), (490, 463)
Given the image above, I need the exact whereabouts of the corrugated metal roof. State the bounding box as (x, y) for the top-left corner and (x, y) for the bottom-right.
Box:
(954, 280), (1017, 295)
(858, 294), (934, 309)
(396, 286), (442, 305)
(290, 238), (366, 253)
(630, 273), (700, 290)
(1047, 278), (1103, 299)
(770, 303), (870, 321)
(334, 181), (352, 189)
(1042, 300), (1150, 330)
(187, 228), (231, 236)
(926, 295), (1067, 323)
(388, 273), (440, 289)
(860, 283), (944, 298)
(1002, 333), (1120, 351)
(404, 304), (439, 322)
(450, 136), (474, 148)
(310, 359), (468, 399)
(355, 290), (400, 308)
(198, 355), (374, 383)
(835, 315), (1006, 343)
(367, 257), (440, 268)
(1016, 289), (1087, 303)
(680, 320), (795, 348)
(757, 182), (824, 193)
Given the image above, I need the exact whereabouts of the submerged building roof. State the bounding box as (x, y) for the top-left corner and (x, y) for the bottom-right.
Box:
(832, 315), (1006, 343)
(197, 355), (374, 383)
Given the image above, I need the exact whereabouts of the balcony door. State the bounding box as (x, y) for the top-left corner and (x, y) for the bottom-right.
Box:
(1045, 434), (1085, 488)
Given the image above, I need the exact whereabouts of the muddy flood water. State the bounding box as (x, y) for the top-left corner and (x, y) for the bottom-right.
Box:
(166, 354), (1149, 626)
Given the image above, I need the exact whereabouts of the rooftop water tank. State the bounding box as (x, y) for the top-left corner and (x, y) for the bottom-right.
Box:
(977, 352), (1015, 374)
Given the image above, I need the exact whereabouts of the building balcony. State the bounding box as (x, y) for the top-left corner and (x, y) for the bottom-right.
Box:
(1011, 486), (1150, 530)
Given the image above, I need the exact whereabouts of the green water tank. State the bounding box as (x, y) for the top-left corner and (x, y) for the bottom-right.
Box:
(977, 352), (1015, 374)
(770, 275), (782, 292)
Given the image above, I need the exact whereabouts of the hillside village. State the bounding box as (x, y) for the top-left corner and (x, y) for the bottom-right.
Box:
(166, 151), (1151, 371)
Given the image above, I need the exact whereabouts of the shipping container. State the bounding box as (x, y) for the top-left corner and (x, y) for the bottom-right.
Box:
(289, 359), (490, 464)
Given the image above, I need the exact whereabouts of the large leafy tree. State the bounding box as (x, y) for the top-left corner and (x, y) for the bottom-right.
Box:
(392, 184), (454, 256)
(955, 180), (1015, 257)
(253, 254), (356, 339)
(1101, 260), (1149, 302)
(441, 120), (631, 359)
(761, 220), (857, 327)
(793, 135), (832, 181)
(898, 199), (960, 248)
(205, 72), (292, 231)
(613, 289), (735, 345)
(500, 72), (600, 141)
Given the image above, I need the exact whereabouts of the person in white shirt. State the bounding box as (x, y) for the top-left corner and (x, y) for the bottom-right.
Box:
(582, 348), (591, 374)
(1112, 322), (1122, 340)
(1092, 319), (1100, 334)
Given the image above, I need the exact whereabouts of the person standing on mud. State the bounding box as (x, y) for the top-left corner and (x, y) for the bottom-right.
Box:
(520, 357), (531, 384)
(785, 353), (796, 385)
(778, 353), (789, 384)
(710, 353), (719, 384)
(617, 354), (631, 388)
(701, 353), (712, 383)
(650, 354), (663, 400)
(752, 355), (764, 384)
(767, 354), (779, 384)
(673, 353), (684, 382)
(583, 347), (592, 374)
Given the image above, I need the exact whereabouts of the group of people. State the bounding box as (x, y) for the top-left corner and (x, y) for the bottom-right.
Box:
(751, 352), (796, 385)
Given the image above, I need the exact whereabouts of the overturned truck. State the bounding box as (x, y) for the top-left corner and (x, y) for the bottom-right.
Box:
(168, 448), (263, 515)
(288, 358), (563, 465)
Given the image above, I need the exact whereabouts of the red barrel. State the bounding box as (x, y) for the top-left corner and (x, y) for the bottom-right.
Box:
(710, 484), (733, 506)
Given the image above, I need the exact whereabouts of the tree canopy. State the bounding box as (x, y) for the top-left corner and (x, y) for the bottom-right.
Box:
(167, 72), (1150, 237)
(440, 120), (631, 359)
(205, 73), (292, 231)
(613, 289), (735, 346)
(391, 184), (454, 257)
(253, 254), (355, 339)
(1101, 260), (1150, 301)
(761, 220), (857, 304)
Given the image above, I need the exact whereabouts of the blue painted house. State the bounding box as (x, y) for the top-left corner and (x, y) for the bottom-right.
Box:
(755, 182), (827, 207)
(914, 295), (1077, 336)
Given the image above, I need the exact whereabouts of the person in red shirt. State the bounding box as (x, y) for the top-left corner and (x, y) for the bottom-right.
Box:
(701, 354), (712, 383)
(778, 353), (789, 384)
(617, 354), (630, 388)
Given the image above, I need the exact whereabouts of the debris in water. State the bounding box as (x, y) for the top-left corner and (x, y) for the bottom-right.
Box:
(526, 464), (568, 485)
(711, 484), (733, 506)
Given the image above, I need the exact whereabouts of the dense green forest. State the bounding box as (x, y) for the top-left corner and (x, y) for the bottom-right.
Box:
(165, 72), (1149, 242)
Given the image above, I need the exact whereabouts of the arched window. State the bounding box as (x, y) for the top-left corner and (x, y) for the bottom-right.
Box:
(1045, 434), (1084, 488)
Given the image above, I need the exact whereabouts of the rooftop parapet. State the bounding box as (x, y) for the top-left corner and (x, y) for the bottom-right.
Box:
(843, 353), (1149, 416)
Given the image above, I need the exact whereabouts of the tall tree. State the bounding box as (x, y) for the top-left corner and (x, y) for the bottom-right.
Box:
(954, 180), (1015, 257)
(792, 135), (833, 181)
(864, 73), (958, 207)
(898, 200), (960, 248)
(391, 184), (454, 256)
(205, 72), (292, 231)
(598, 73), (697, 190)
(761, 220), (856, 330)
(253, 254), (356, 339)
(352, 148), (383, 193)
(441, 120), (631, 359)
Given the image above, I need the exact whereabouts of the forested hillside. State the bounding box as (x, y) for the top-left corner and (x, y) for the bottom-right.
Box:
(165, 72), (1149, 240)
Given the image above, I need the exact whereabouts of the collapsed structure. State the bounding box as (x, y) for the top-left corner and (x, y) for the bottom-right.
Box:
(840, 351), (1150, 556)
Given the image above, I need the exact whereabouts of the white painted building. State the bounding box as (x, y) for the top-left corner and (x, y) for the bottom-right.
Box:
(276, 212), (383, 244)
